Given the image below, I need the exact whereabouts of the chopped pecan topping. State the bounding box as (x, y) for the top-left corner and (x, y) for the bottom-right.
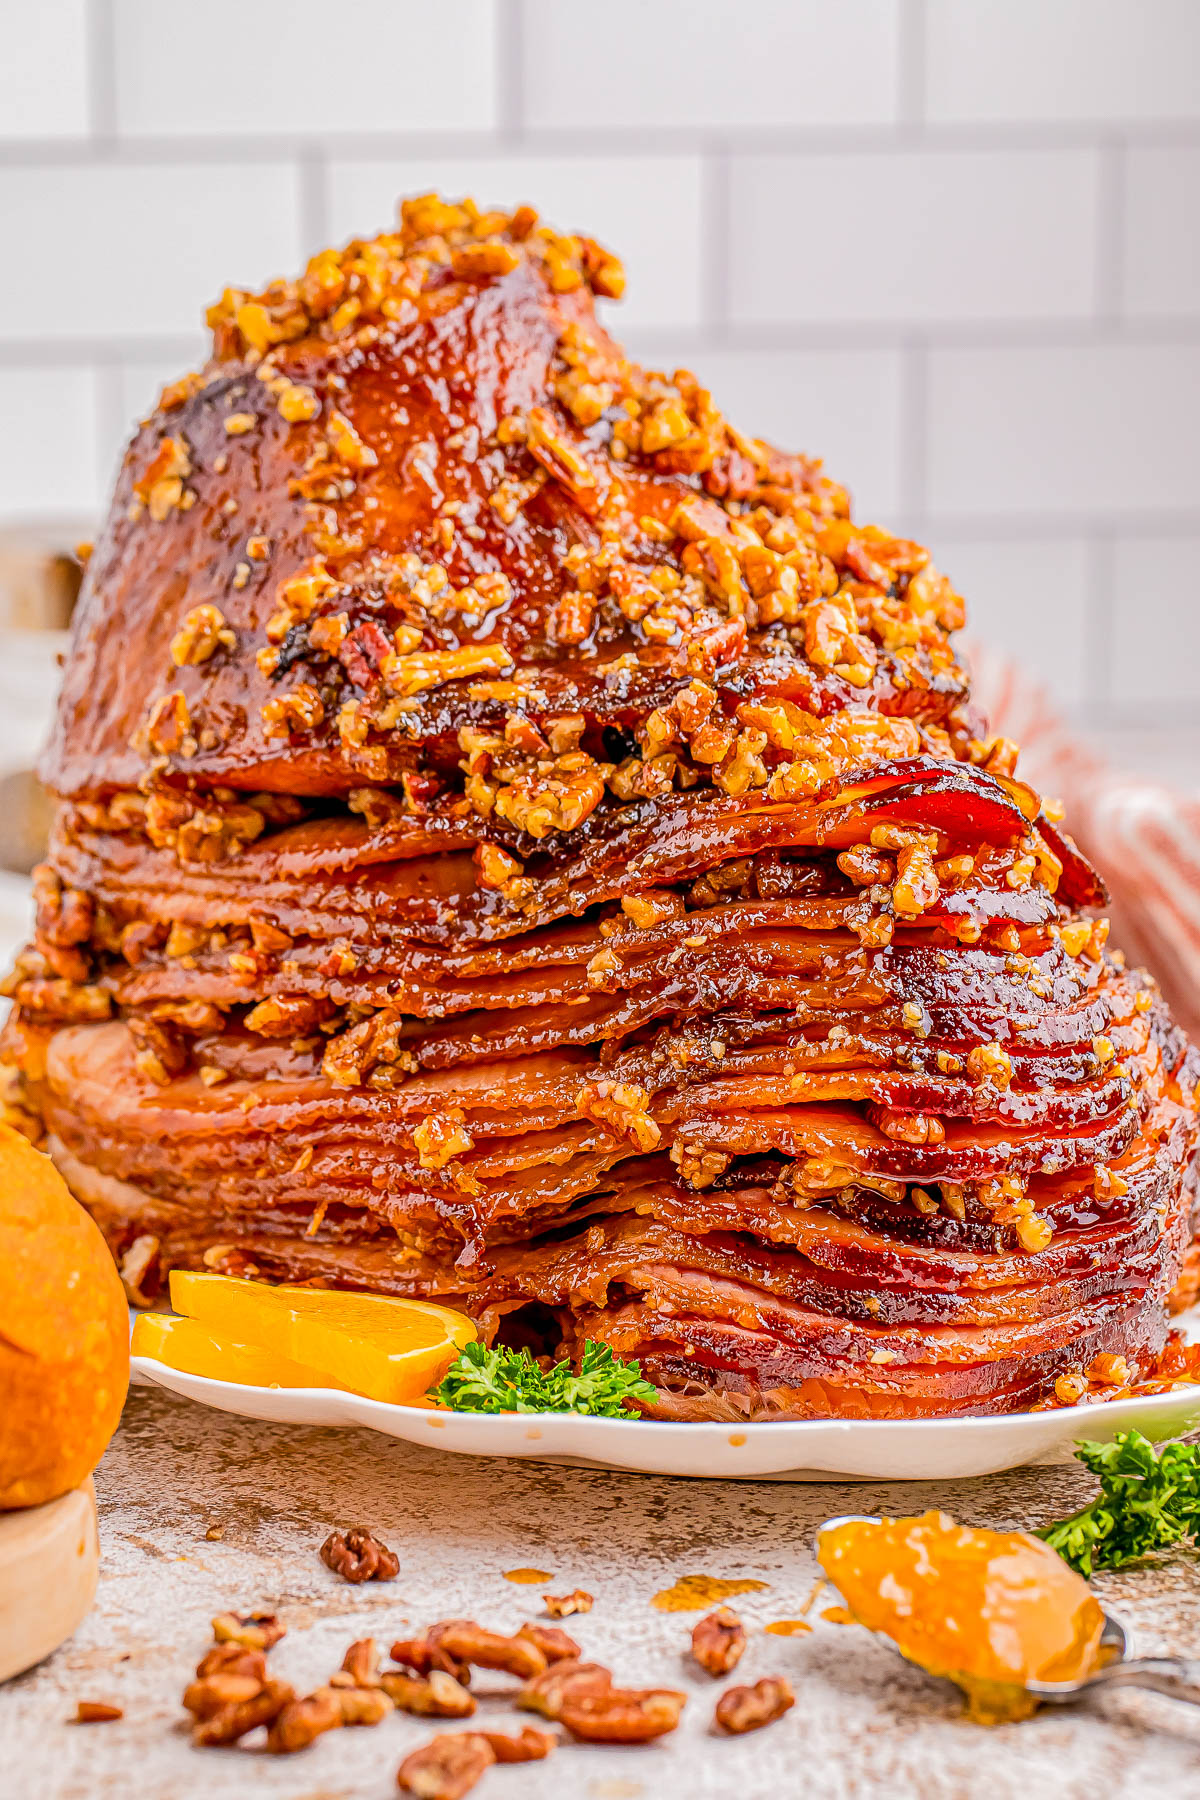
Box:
(320, 1526), (400, 1583)
(541, 1590), (593, 1620)
(412, 1110), (474, 1170)
(714, 1675), (794, 1734)
(211, 1610), (286, 1651)
(171, 604), (236, 666)
(691, 1606), (746, 1676)
(578, 1080), (661, 1152)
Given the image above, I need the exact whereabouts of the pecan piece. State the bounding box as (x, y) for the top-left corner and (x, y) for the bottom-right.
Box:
(390, 1636), (470, 1685)
(518, 1660), (613, 1720)
(266, 1687), (343, 1753)
(427, 1620), (547, 1681)
(184, 1671), (271, 1718)
(380, 1669), (475, 1718)
(195, 1643), (267, 1682)
(397, 1731), (496, 1799)
(336, 1636), (380, 1687)
(517, 1622), (581, 1663)
(714, 1675), (795, 1734)
(558, 1687), (686, 1744)
(268, 1682), (393, 1753)
(72, 1702), (122, 1723)
(190, 1677), (294, 1746)
(211, 1609), (285, 1650)
(320, 1526), (400, 1583)
(477, 1726), (556, 1762)
(542, 1589), (593, 1619)
(691, 1606), (746, 1676)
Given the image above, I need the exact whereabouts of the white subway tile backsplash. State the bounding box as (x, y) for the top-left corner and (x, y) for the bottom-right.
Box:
(729, 149), (1100, 326)
(681, 347), (905, 520)
(0, 163), (302, 343)
(934, 534), (1091, 706)
(522, 0), (901, 132)
(926, 0), (1200, 125)
(0, 0), (1196, 715)
(0, 367), (101, 522)
(113, 0), (498, 138)
(926, 343), (1200, 519)
(0, 0), (89, 140)
(329, 156), (704, 332)
(1110, 534), (1200, 704)
(1122, 146), (1200, 319)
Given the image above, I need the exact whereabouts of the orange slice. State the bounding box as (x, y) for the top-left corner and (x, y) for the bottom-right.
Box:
(131, 1312), (342, 1390)
(167, 1272), (476, 1404)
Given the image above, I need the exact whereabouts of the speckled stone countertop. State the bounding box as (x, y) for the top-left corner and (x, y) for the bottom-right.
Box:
(7, 1386), (1200, 1799)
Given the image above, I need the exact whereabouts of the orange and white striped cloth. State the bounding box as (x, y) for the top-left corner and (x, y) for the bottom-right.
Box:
(968, 642), (1200, 1041)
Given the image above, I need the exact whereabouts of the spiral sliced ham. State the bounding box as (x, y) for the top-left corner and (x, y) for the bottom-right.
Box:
(4, 193), (1197, 1419)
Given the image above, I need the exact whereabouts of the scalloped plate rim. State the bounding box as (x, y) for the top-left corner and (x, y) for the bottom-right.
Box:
(129, 1348), (1200, 1482)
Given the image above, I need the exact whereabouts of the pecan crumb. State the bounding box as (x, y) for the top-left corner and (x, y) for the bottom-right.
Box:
(714, 1675), (795, 1734)
(320, 1526), (400, 1583)
(72, 1702), (123, 1723)
(691, 1605), (746, 1676)
(542, 1589), (593, 1619)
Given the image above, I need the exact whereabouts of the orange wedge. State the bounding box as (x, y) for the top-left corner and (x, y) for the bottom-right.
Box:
(167, 1272), (476, 1404)
(131, 1312), (343, 1390)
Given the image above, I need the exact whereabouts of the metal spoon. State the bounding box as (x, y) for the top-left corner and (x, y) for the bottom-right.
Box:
(815, 1514), (1200, 1709)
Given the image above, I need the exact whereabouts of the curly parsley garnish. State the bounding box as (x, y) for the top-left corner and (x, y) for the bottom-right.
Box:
(1040, 1431), (1200, 1575)
(432, 1339), (657, 1418)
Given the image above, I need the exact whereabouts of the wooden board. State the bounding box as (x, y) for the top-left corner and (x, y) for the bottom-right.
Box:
(0, 1479), (98, 1683)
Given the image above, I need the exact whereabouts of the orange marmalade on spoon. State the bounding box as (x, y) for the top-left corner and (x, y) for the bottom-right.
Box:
(817, 1511), (1105, 1723)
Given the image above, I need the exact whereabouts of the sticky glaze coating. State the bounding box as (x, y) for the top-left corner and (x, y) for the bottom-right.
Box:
(4, 195), (1198, 1419)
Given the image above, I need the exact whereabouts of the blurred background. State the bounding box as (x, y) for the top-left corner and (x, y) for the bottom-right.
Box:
(0, 0), (1197, 745)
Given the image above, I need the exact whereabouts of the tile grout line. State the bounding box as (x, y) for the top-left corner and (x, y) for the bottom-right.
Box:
(7, 120), (1200, 169)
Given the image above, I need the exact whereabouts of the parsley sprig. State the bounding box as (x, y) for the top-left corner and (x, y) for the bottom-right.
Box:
(432, 1339), (657, 1418)
(1040, 1431), (1200, 1575)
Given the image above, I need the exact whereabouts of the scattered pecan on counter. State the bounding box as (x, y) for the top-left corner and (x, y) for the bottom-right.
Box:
(211, 1609), (285, 1649)
(397, 1727), (554, 1799)
(542, 1589), (593, 1619)
(516, 1622), (581, 1663)
(267, 1634), (394, 1754)
(714, 1676), (795, 1734)
(519, 1658), (686, 1743)
(691, 1606), (747, 1676)
(320, 1525), (400, 1583)
(72, 1702), (123, 1723)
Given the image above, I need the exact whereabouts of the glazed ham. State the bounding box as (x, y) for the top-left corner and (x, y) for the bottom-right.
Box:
(5, 194), (1197, 1418)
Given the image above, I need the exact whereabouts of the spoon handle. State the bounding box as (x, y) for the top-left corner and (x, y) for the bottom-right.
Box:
(1090, 1656), (1200, 1707)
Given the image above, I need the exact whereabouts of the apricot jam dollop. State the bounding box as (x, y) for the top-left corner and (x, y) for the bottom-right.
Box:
(817, 1510), (1105, 1723)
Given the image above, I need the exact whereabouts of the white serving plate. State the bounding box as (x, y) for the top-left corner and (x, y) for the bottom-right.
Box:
(131, 1335), (1200, 1482)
